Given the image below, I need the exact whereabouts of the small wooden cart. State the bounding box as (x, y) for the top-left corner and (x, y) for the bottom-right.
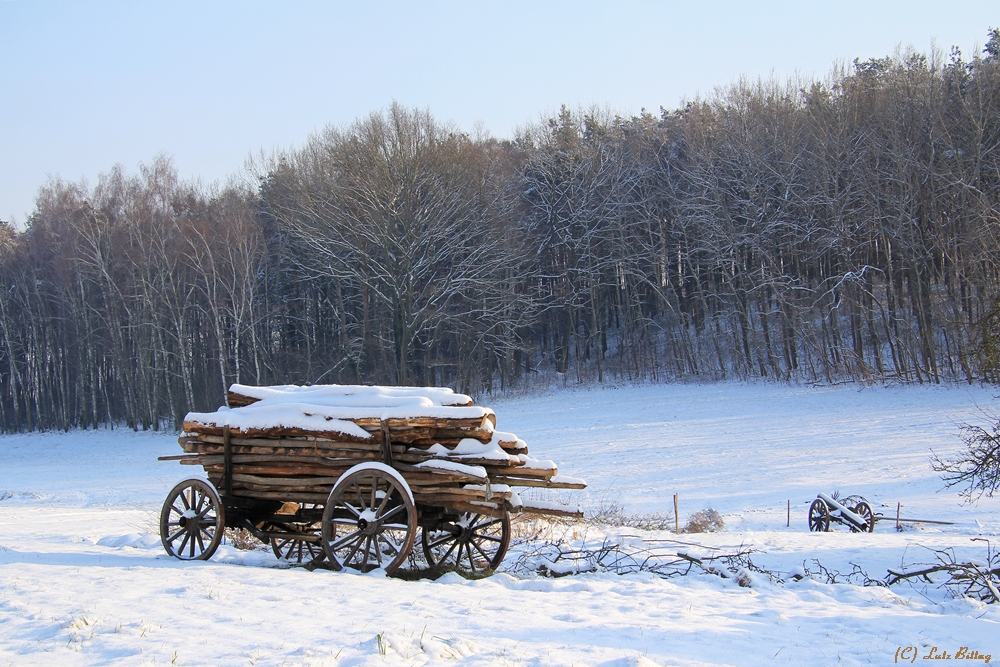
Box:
(159, 384), (586, 575)
(807, 492), (876, 533)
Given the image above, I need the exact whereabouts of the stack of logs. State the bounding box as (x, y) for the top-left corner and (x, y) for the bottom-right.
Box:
(168, 385), (585, 518)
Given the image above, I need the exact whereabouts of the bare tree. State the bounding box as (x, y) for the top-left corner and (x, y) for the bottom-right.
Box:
(264, 103), (532, 388)
(934, 417), (1000, 500)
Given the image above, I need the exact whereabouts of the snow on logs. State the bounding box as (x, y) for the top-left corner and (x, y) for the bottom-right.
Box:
(170, 383), (586, 518)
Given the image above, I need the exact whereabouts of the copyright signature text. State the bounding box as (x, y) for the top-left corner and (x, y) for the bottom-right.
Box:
(895, 647), (991, 663)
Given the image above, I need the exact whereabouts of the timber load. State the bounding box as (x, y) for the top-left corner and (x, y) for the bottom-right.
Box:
(175, 383), (587, 520)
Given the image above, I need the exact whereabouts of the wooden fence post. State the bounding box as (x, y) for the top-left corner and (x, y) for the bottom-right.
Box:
(673, 493), (679, 533)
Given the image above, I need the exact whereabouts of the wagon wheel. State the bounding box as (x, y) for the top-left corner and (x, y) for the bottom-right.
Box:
(808, 498), (830, 532)
(851, 501), (875, 533)
(268, 523), (326, 566)
(321, 464), (416, 575)
(160, 478), (225, 560)
(422, 511), (511, 574)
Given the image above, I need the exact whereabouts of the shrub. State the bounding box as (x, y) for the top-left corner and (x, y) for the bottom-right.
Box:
(680, 508), (724, 533)
(933, 417), (1000, 501)
(225, 527), (266, 551)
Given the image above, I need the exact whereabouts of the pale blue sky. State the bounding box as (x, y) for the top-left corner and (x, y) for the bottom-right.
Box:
(1, 1), (996, 224)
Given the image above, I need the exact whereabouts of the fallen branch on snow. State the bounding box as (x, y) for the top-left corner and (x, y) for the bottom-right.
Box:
(887, 540), (1000, 604)
(501, 537), (781, 586)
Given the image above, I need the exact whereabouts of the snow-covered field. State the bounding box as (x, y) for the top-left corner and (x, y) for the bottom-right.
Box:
(2, 382), (999, 666)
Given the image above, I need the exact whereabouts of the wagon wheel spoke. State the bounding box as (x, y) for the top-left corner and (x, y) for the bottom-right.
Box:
(378, 533), (402, 556)
(341, 533), (365, 567)
(371, 534), (384, 567)
(375, 490), (393, 517)
(426, 533), (455, 550)
(473, 516), (503, 529)
(177, 531), (191, 556)
(468, 543), (481, 572)
(377, 500), (405, 523)
(381, 519), (409, 529)
(352, 536), (365, 570)
(437, 537), (461, 565)
(360, 536), (374, 571)
(329, 530), (364, 551)
(474, 519), (503, 531)
(471, 539), (493, 562)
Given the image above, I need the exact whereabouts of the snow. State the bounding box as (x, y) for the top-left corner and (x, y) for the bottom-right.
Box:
(193, 383), (495, 429)
(423, 432), (561, 472)
(816, 492), (867, 526)
(185, 403), (373, 439)
(412, 460), (488, 478)
(229, 383), (476, 408)
(549, 474), (587, 486)
(2, 382), (999, 665)
(518, 497), (584, 514)
(431, 434), (509, 456)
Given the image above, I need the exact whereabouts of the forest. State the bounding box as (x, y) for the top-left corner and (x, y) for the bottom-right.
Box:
(1, 33), (999, 432)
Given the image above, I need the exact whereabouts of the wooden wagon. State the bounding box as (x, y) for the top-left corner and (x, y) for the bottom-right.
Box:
(158, 384), (586, 575)
(807, 492), (876, 533)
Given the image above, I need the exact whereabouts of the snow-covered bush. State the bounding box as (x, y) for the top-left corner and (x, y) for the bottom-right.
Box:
(680, 508), (724, 533)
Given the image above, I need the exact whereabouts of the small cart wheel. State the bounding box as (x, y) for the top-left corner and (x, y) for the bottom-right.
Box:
(268, 523), (326, 566)
(321, 463), (416, 575)
(422, 511), (511, 574)
(852, 501), (875, 533)
(160, 478), (225, 560)
(808, 498), (830, 532)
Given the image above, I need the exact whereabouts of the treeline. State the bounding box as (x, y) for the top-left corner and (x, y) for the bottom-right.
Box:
(2, 34), (1000, 431)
